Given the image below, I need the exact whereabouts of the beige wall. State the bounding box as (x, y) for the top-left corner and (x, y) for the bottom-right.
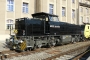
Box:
(0, 0), (6, 34)
(67, 0), (72, 23)
(62, 0), (67, 22)
(36, 0), (77, 24)
(0, 0), (35, 40)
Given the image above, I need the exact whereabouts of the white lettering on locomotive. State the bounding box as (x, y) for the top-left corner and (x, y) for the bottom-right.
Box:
(50, 25), (54, 27)
(55, 26), (60, 28)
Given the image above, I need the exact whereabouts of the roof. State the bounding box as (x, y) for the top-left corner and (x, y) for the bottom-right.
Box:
(32, 12), (58, 17)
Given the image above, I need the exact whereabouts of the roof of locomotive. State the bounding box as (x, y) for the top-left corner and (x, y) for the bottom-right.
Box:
(32, 12), (58, 17)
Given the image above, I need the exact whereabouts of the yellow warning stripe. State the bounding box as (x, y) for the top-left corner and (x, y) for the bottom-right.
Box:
(20, 42), (26, 50)
(20, 41), (26, 50)
(14, 29), (18, 34)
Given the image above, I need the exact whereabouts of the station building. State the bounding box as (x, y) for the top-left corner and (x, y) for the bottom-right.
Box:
(0, 0), (90, 40)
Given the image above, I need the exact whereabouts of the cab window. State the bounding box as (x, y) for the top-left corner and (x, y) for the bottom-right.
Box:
(49, 16), (59, 22)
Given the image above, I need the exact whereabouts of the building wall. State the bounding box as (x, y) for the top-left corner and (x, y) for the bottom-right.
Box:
(79, 0), (90, 25)
(62, 0), (67, 22)
(0, 0), (90, 40)
(0, 0), (35, 40)
(36, 0), (77, 24)
(0, 0), (8, 40)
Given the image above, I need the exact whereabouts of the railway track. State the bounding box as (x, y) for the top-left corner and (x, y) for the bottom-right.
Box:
(72, 49), (90, 60)
(0, 41), (90, 60)
(46, 44), (89, 60)
(0, 48), (48, 60)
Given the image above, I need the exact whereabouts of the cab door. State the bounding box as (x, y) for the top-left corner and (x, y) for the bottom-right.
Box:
(45, 17), (50, 34)
(84, 25), (90, 38)
(41, 17), (50, 35)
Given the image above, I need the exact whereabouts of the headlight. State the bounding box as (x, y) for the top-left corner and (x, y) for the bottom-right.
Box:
(13, 46), (16, 49)
(20, 40), (23, 43)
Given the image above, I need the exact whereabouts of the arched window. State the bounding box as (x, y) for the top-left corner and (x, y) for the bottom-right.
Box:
(6, 19), (14, 30)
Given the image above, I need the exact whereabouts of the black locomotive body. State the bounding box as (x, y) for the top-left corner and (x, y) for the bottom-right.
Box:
(16, 12), (81, 36)
(15, 18), (44, 36)
(9, 12), (85, 51)
(15, 13), (60, 36)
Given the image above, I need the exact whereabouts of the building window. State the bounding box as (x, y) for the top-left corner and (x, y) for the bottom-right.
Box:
(72, 0), (75, 3)
(80, 16), (83, 24)
(49, 4), (54, 14)
(86, 8), (89, 14)
(86, 17), (89, 23)
(79, 0), (82, 2)
(72, 9), (75, 18)
(6, 19), (14, 30)
(62, 7), (66, 16)
(80, 7), (83, 12)
(22, 2), (28, 13)
(7, 0), (14, 11)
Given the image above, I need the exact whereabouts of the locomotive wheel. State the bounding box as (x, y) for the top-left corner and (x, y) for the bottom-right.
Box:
(76, 36), (80, 42)
(71, 37), (75, 43)
(25, 48), (32, 51)
(28, 47), (32, 51)
(32, 45), (37, 50)
(25, 48), (28, 51)
(80, 37), (85, 42)
(37, 45), (42, 48)
(52, 43), (56, 47)
(46, 43), (51, 48)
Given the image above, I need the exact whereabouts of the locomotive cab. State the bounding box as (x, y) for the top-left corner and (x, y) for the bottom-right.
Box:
(32, 12), (60, 35)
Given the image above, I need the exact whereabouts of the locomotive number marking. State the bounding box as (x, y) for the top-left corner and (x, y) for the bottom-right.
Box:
(50, 25), (60, 28)
(55, 26), (60, 28)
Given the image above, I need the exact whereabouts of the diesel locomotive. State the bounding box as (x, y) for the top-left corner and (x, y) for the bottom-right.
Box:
(6, 12), (90, 51)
